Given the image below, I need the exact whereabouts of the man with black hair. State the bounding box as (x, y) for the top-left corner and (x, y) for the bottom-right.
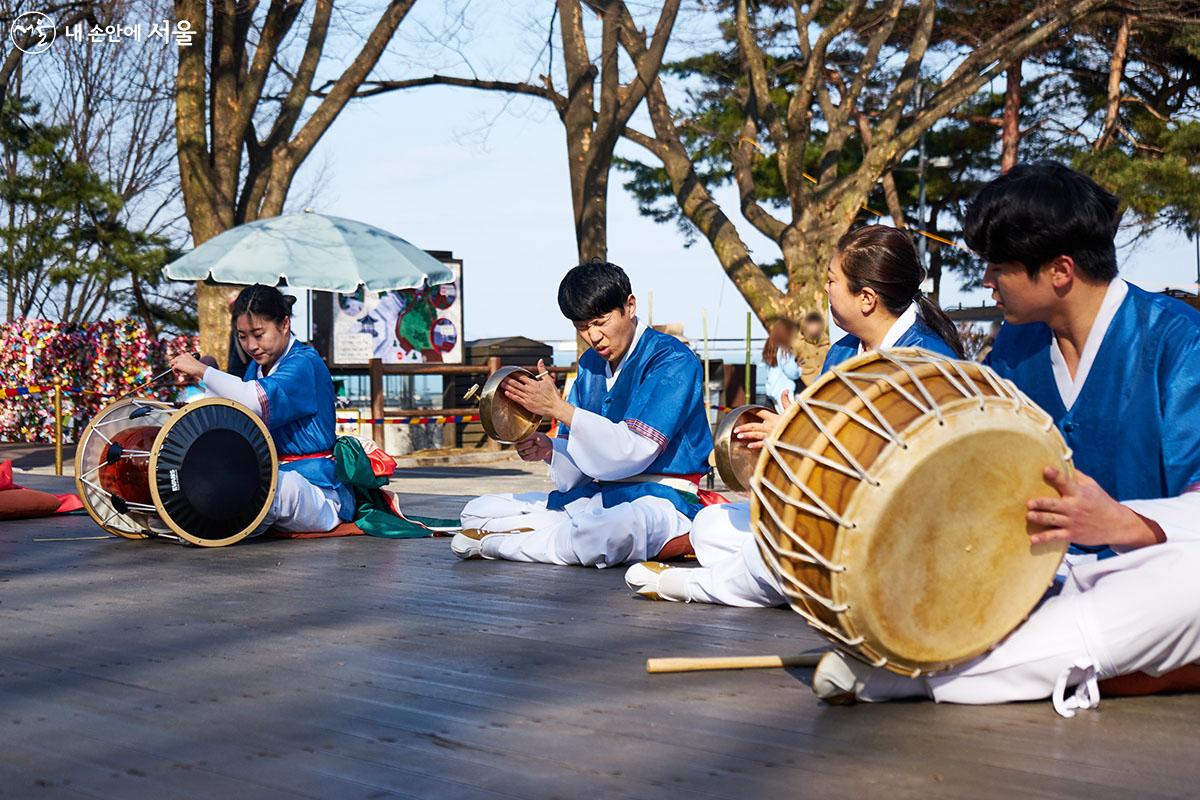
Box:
(812, 161), (1200, 715)
(451, 260), (713, 567)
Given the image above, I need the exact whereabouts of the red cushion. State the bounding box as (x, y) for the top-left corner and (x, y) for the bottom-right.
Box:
(0, 459), (12, 490)
(0, 486), (63, 520)
(268, 521), (364, 539)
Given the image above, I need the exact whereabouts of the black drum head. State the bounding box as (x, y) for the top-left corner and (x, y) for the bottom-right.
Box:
(153, 403), (274, 542)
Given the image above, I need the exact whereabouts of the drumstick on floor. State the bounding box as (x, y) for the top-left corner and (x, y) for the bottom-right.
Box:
(647, 648), (831, 674)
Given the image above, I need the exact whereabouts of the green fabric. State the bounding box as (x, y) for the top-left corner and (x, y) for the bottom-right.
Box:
(333, 437), (457, 538)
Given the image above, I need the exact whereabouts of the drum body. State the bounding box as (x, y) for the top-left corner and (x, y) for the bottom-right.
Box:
(750, 348), (1070, 676)
(714, 404), (771, 493)
(74, 397), (278, 547)
(478, 366), (542, 444)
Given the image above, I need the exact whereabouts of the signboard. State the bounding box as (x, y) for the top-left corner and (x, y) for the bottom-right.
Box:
(329, 258), (462, 365)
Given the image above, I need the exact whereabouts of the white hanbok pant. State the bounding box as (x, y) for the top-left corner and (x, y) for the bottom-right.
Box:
(677, 505), (1200, 712)
(255, 470), (343, 534)
(671, 502), (787, 607)
(460, 491), (690, 568)
(855, 542), (1200, 712)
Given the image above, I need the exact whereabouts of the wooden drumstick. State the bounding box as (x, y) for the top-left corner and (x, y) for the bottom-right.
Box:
(114, 352), (205, 403)
(646, 649), (829, 674)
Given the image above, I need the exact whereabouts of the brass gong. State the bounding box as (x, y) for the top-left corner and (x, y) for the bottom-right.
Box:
(478, 366), (543, 444)
(713, 404), (771, 493)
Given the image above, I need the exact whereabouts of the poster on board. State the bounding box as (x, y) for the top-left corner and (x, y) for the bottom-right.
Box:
(330, 258), (462, 365)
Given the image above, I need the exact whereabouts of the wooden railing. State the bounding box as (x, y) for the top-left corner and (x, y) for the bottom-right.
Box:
(363, 357), (575, 448)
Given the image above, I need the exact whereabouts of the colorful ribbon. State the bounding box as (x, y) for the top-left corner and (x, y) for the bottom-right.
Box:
(1, 385), (114, 398)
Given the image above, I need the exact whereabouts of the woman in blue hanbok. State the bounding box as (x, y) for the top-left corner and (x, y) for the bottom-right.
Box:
(171, 285), (354, 533)
(625, 224), (964, 605)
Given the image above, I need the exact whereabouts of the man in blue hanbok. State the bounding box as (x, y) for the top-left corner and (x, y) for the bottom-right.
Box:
(451, 261), (713, 568)
(812, 162), (1200, 716)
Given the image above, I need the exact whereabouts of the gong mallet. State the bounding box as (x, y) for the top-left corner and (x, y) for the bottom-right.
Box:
(646, 648), (831, 674)
(113, 353), (214, 403)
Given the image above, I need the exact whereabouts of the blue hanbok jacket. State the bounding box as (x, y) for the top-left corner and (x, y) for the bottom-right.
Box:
(986, 283), (1200, 509)
(244, 340), (355, 521)
(821, 316), (959, 374)
(547, 327), (713, 518)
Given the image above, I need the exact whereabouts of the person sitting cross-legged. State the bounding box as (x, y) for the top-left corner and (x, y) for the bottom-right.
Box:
(451, 260), (713, 568)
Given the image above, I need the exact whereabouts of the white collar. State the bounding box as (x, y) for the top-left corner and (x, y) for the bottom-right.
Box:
(263, 334), (297, 378)
(857, 303), (918, 356)
(1049, 279), (1128, 411)
(605, 317), (647, 388)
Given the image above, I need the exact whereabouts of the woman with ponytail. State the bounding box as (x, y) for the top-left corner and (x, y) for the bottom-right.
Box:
(823, 225), (964, 363)
(625, 225), (964, 607)
(170, 284), (354, 534)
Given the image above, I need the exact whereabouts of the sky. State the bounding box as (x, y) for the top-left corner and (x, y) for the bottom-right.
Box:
(294, 2), (1199, 357)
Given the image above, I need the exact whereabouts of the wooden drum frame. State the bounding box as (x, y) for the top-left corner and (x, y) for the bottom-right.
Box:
(74, 397), (278, 547)
(750, 348), (1071, 676)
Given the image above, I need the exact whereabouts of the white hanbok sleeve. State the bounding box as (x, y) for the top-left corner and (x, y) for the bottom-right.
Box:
(201, 367), (264, 417)
(1122, 491), (1200, 544)
(548, 437), (589, 493)
(565, 408), (661, 481)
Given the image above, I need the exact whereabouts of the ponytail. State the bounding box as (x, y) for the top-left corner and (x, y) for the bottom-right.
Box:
(836, 226), (966, 359)
(915, 294), (966, 358)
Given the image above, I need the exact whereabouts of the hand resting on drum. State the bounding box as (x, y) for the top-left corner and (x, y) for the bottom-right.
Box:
(733, 394), (791, 450)
(514, 431), (554, 464)
(503, 359), (574, 426)
(1026, 466), (1166, 550)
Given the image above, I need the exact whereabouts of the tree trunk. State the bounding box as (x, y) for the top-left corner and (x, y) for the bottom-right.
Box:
(1095, 14), (1134, 151)
(616, 0), (1105, 330)
(574, 166), (608, 262)
(1000, 62), (1022, 173)
(130, 276), (159, 341)
(927, 206), (944, 303)
(173, 0), (417, 367)
(5, 188), (14, 322)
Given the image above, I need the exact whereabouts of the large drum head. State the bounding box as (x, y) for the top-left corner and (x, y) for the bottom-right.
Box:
(479, 366), (542, 444)
(714, 404), (770, 493)
(75, 398), (176, 539)
(150, 398), (277, 547)
(833, 398), (1068, 672)
(751, 348), (1069, 676)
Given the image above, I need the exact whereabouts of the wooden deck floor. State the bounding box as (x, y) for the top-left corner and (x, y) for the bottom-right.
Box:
(2, 467), (1198, 799)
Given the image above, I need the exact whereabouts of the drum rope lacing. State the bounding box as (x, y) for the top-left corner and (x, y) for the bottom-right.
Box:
(750, 348), (1058, 669)
(76, 402), (175, 532)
